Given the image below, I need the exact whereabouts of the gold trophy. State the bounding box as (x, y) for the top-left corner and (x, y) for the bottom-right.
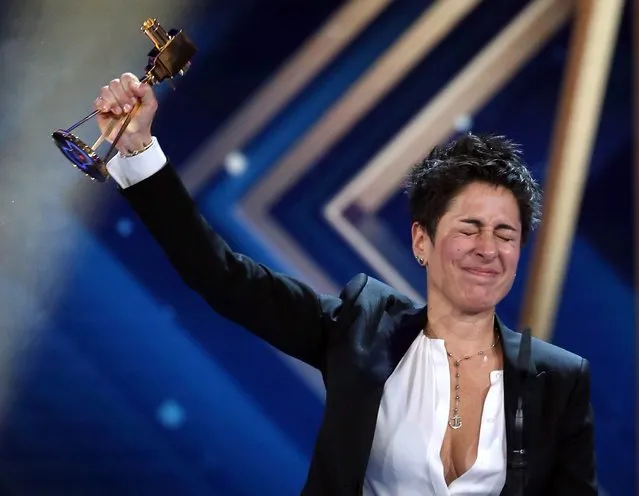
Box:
(52, 19), (197, 182)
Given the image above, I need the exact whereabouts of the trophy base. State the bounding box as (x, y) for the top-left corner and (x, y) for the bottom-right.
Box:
(52, 130), (109, 182)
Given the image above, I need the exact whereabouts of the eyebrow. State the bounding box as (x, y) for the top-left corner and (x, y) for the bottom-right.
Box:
(460, 218), (518, 232)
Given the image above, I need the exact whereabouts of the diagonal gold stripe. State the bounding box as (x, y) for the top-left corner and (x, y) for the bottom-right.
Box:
(241, 0), (484, 210)
(327, 0), (574, 216)
(181, 0), (392, 193)
(520, 0), (624, 342)
(324, 0), (573, 297)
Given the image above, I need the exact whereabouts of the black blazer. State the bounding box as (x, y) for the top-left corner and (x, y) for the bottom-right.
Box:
(121, 164), (598, 496)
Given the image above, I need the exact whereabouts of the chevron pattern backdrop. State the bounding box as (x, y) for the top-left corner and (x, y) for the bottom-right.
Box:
(0, 0), (634, 495)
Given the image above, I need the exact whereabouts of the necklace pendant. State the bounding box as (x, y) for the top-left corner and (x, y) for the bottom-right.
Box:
(449, 414), (462, 430)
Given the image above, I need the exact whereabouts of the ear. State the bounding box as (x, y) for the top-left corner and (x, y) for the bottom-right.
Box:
(411, 222), (429, 262)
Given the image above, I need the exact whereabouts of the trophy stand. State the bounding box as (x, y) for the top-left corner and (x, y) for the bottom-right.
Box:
(52, 19), (197, 182)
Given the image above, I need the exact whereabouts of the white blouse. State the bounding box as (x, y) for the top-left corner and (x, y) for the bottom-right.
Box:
(363, 332), (507, 496)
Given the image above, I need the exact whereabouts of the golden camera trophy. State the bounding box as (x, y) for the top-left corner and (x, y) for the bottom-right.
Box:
(51, 19), (197, 182)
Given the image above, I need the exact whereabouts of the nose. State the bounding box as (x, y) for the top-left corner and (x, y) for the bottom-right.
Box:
(475, 231), (498, 259)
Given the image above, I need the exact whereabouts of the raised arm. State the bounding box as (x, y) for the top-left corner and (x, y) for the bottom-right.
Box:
(95, 73), (344, 370)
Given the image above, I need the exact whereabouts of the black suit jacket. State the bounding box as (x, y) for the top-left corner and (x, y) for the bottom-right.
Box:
(121, 164), (598, 495)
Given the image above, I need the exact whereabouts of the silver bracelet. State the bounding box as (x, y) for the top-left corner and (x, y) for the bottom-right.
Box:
(119, 140), (153, 158)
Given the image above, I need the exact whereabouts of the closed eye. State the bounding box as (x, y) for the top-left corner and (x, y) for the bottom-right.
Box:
(459, 218), (518, 241)
(495, 229), (516, 242)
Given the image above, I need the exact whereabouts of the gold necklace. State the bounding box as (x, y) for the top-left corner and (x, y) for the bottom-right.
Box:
(425, 327), (500, 430)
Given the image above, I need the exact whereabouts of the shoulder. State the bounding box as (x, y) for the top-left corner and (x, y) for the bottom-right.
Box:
(338, 273), (414, 309)
(500, 320), (587, 378)
(530, 335), (588, 378)
(332, 273), (415, 322)
(498, 320), (590, 399)
(526, 334), (591, 404)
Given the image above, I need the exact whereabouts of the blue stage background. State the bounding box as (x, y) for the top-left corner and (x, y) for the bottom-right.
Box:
(0, 1), (634, 495)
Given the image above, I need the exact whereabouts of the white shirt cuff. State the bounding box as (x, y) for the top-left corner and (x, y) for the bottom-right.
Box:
(106, 137), (167, 189)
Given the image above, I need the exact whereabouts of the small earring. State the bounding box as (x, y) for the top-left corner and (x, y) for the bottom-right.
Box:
(415, 255), (425, 266)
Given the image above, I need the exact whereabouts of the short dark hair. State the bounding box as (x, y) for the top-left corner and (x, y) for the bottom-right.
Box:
(404, 133), (542, 243)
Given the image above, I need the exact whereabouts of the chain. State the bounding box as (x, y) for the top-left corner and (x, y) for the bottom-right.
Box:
(425, 326), (499, 430)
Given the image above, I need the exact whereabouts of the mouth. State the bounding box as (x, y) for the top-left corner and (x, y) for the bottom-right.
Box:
(463, 267), (499, 277)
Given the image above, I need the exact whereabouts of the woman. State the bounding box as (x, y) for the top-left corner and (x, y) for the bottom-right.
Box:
(94, 73), (597, 495)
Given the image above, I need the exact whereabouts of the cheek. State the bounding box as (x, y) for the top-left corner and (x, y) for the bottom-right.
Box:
(501, 246), (521, 271)
(441, 238), (473, 262)
(495, 256), (519, 292)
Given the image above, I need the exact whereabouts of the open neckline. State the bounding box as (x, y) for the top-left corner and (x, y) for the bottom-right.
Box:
(427, 335), (504, 490)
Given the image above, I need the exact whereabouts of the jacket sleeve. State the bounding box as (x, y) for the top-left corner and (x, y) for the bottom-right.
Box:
(120, 162), (345, 371)
(549, 358), (598, 495)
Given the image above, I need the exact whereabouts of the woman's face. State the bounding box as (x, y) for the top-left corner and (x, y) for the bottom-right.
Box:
(413, 182), (522, 315)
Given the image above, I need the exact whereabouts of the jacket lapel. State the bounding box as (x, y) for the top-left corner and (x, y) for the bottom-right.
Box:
(358, 302), (426, 383)
(351, 303), (425, 492)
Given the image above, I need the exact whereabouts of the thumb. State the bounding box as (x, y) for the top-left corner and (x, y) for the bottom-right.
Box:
(131, 81), (155, 105)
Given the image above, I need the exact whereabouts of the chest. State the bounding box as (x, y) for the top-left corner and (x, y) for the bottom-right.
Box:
(440, 359), (501, 484)
(362, 336), (507, 495)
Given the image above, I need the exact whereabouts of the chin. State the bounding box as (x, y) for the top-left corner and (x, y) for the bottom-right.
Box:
(458, 292), (502, 314)
(458, 303), (496, 316)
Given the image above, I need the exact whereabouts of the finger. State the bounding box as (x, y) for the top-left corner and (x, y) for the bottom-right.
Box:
(131, 81), (157, 110)
(108, 78), (133, 114)
(120, 73), (141, 106)
(96, 85), (119, 114)
(94, 95), (108, 113)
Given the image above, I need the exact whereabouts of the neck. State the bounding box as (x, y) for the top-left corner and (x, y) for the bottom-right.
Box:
(425, 292), (497, 355)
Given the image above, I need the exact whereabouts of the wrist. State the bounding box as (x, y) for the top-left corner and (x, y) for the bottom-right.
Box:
(118, 139), (154, 158)
(117, 133), (153, 156)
